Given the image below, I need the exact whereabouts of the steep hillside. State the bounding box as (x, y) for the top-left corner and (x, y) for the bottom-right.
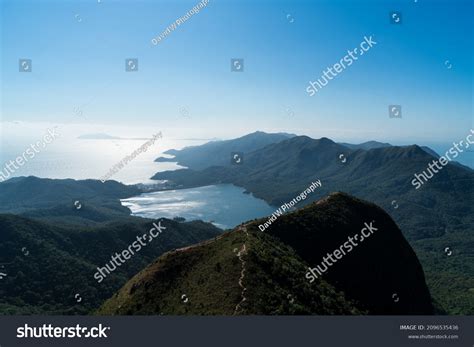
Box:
(264, 192), (434, 314)
(98, 228), (361, 315)
(0, 215), (221, 314)
(98, 193), (433, 315)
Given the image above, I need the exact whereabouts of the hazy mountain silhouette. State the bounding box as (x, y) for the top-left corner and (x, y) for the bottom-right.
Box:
(155, 131), (295, 170)
(339, 140), (391, 150)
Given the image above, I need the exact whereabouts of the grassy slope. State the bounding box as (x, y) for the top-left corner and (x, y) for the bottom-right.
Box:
(0, 215), (221, 315)
(98, 228), (361, 315)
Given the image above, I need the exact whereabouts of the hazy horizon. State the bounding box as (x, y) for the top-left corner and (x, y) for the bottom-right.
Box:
(2, 0), (473, 144)
(1, 121), (473, 185)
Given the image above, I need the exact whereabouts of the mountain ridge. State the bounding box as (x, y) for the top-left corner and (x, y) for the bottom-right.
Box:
(155, 131), (296, 170)
(98, 192), (434, 315)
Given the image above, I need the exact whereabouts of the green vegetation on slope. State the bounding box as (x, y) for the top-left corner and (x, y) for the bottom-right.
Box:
(0, 215), (221, 315)
(413, 231), (474, 315)
(0, 176), (141, 226)
(98, 227), (362, 315)
(98, 193), (432, 315)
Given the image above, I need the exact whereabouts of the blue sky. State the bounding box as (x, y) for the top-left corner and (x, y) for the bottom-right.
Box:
(1, 0), (473, 143)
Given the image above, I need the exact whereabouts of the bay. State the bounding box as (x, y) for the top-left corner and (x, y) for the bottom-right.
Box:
(121, 184), (276, 230)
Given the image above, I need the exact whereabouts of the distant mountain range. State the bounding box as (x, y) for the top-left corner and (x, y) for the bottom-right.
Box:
(338, 140), (392, 150)
(155, 131), (295, 170)
(152, 134), (473, 238)
(98, 193), (433, 315)
(152, 131), (474, 314)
